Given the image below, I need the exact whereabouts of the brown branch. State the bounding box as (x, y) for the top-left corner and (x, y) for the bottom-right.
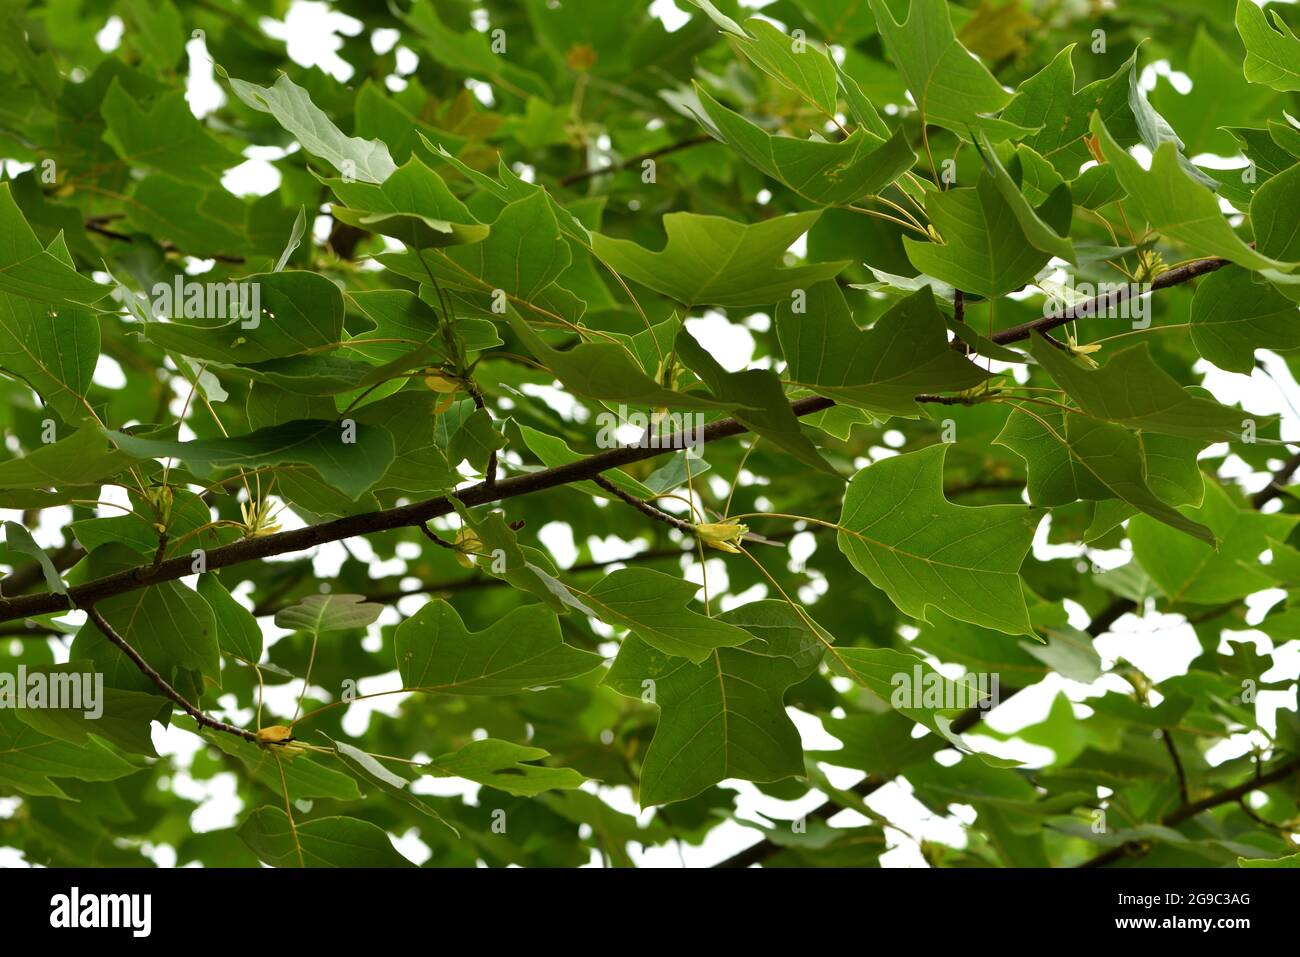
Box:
(559, 134), (713, 187)
(1251, 450), (1300, 508)
(593, 474), (697, 534)
(0, 396), (835, 625)
(1161, 729), (1190, 806)
(988, 257), (1229, 347)
(83, 605), (257, 742)
(1078, 756), (1300, 868)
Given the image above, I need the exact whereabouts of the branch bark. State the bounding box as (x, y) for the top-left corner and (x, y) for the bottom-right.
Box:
(0, 396), (834, 624)
(83, 605), (258, 742)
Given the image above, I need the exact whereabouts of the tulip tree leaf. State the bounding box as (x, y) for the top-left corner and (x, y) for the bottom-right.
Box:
(674, 326), (838, 475)
(868, 0), (1030, 140)
(226, 72), (398, 183)
(776, 283), (992, 415)
(604, 601), (825, 806)
(1091, 113), (1297, 273)
(1236, 0), (1300, 92)
(687, 84), (917, 206)
(238, 807), (413, 868)
(1031, 335), (1254, 442)
(274, 594), (383, 635)
(1190, 266), (1299, 373)
(590, 211), (848, 309)
(106, 419), (395, 500)
(424, 739), (585, 796)
(994, 406), (1215, 543)
(837, 444), (1041, 636)
(904, 169), (1072, 296)
(394, 600), (602, 694)
(326, 157), (489, 248)
(1131, 481), (1299, 604)
(567, 567), (754, 663)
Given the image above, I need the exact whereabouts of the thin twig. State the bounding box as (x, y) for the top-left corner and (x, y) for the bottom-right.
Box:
(83, 605), (257, 742)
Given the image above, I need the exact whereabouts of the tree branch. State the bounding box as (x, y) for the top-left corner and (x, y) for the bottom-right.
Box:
(988, 257), (1229, 347)
(1078, 755), (1300, 868)
(0, 396), (835, 624)
(593, 474), (697, 534)
(83, 605), (257, 742)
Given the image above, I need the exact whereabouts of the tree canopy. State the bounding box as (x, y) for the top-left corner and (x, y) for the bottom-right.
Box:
(0, 0), (1299, 869)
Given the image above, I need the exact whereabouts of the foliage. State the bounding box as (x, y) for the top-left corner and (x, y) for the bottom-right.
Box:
(0, 0), (1298, 869)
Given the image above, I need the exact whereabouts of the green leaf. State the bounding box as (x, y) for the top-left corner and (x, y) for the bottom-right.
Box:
(690, 4), (839, 116)
(504, 310), (733, 411)
(777, 283), (991, 415)
(1251, 160), (1300, 262)
(974, 134), (1075, 261)
(394, 600), (602, 694)
(226, 72), (397, 183)
(143, 270), (345, 364)
(101, 82), (242, 184)
(197, 574), (263, 662)
(328, 738), (455, 832)
(0, 429), (134, 494)
(0, 183), (105, 304)
(590, 211), (848, 309)
(1000, 45), (1135, 174)
(4, 521), (67, 594)
(326, 156), (489, 248)
(568, 567), (754, 663)
(1031, 335), (1254, 442)
(448, 407), (505, 475)
(675, 326), (838, 475)
(904, 169), (1070, 296)
(73, 545), (221, 684)
(1239, 852), (1300, 867)
(274, 593), (382, 635)
(605, 601), (825, 806)
(994, 405), (1215, 543)
(1131, 480), (1298, 604)
(687, 84), (916, 205)
(868, 0), (1029, 140)
(107, 419), (396, 500)
(838, 444), (1041, 636)
(11, 663), (166, 756)
(0, 285), (101, 427)
(425, 739), (585, 796)
(238, 807), (413, 867)
(827, 645), (999, 753)
(1236, 0), (1300, 92)
(1091, 114), (1297, 273)
(0, 709), (140, 799)
(1190, 266), (1298, 373)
